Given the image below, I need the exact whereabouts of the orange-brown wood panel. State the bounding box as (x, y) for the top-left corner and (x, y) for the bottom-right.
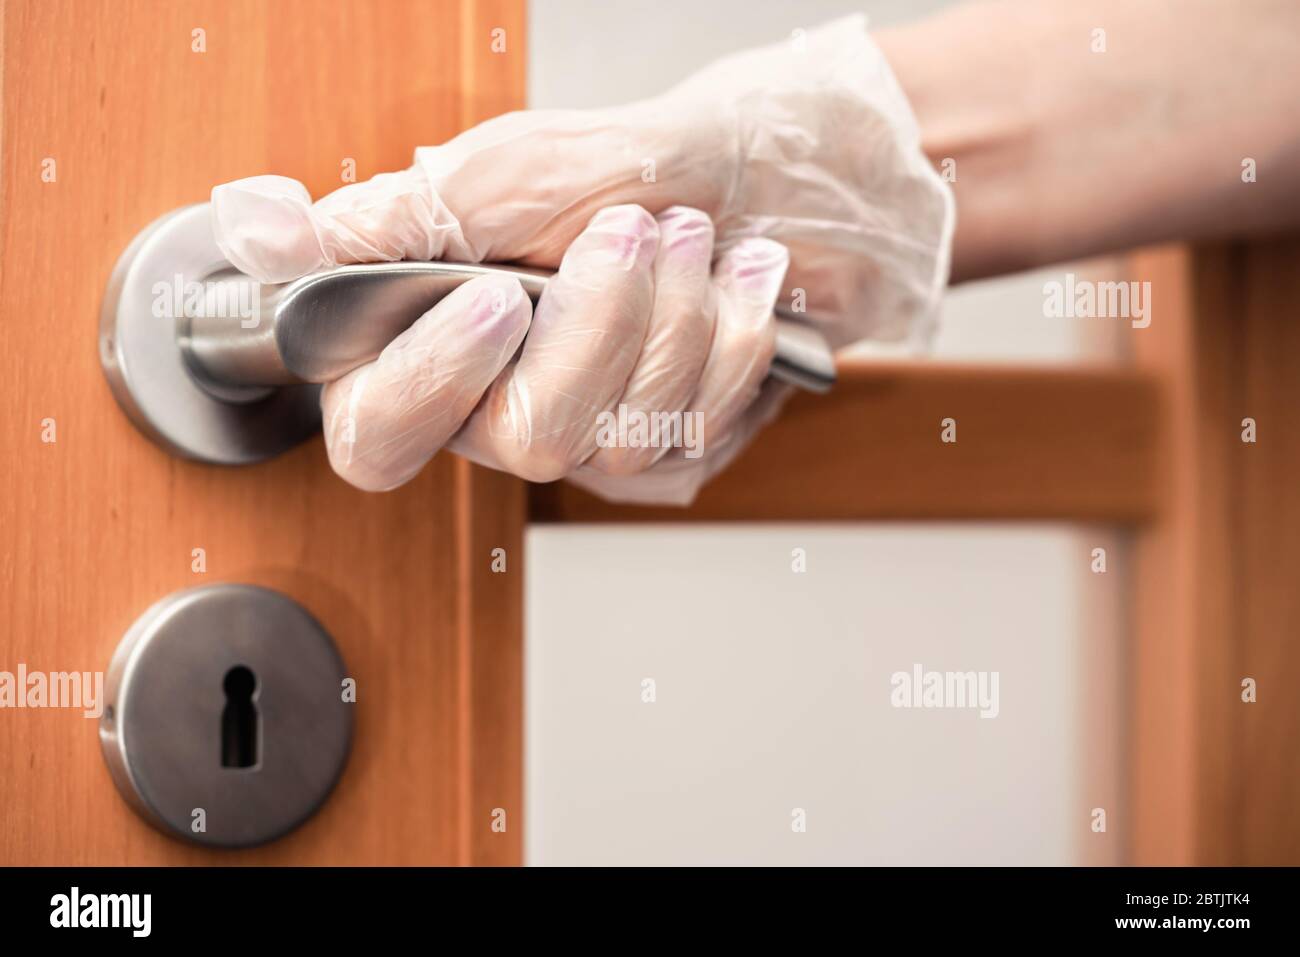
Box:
(454, 459), (525, 866)
(0, 0), (525, 865)
(1127, 245), (1203, 866)
(531, 362), (1164, 523)
(1234, 239), (1300, 865)
(1130, 237), (1300, 865)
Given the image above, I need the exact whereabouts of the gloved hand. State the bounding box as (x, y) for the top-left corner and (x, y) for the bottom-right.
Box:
(211, 14), (953, 504)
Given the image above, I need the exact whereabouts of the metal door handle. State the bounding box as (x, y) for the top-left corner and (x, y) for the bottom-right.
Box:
(102, 204), (836, 465)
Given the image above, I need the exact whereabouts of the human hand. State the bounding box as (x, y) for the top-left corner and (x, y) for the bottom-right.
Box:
(212, 15), (951, 503)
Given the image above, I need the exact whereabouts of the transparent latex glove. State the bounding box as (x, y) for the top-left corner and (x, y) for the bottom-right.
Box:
(211, 14), (953, 503)
(313, 204), (789, 501)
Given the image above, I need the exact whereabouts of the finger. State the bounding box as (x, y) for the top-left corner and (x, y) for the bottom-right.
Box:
(688, 237), (788, 449)
(321, 274), (531, 492)
(557, 235), (787, 494)
(569, 380), (794, 506)
(585, 206), (716, 476)
(211, 170), (469, 283)
(449, 204), (659, 483)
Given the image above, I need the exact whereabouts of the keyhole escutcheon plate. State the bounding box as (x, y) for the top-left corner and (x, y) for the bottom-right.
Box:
(99, 584), (352, 848)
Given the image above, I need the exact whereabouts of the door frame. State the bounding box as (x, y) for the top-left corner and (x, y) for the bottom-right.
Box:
(529, 237), (1300, 866)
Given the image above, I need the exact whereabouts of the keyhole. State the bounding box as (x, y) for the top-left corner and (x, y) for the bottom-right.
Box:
(221, 665), (259, 769)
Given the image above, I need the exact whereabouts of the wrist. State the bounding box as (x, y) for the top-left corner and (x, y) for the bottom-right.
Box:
(875, 8), (1043, 283)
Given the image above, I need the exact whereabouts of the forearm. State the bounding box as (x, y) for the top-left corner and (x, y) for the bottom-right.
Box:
(877, 0), (1300, 282)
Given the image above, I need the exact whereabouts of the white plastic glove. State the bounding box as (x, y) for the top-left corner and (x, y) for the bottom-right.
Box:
(211, 14), (953, 504)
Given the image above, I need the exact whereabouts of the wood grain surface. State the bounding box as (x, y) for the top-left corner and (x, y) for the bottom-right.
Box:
(1129, 238), (1300, 866)
(0, 0), (525, 865)
(531, 361), (1165, 523)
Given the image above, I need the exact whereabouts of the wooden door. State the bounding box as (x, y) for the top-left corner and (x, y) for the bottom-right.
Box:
(0, 0), (524, 865)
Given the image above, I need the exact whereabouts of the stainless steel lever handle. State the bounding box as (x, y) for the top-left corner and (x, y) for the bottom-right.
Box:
(102, 204), (836, 466)
(184, 261), (836, 395)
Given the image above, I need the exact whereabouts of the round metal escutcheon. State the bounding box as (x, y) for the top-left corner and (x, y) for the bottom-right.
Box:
(98, 203), (321, 465)
(99, 584), (353, 848)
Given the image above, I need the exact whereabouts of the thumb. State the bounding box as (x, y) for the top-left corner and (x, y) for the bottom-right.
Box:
(212, 102), (736, 283)
(210, 169), (471, 283)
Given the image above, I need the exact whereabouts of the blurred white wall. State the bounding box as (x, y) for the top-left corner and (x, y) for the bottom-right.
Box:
(527, 526), (1125, 866)
(525, 0), (1128, 866)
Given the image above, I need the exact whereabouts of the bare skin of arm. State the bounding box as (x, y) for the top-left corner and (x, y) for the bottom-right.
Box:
(876, 0), (1300, 282)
